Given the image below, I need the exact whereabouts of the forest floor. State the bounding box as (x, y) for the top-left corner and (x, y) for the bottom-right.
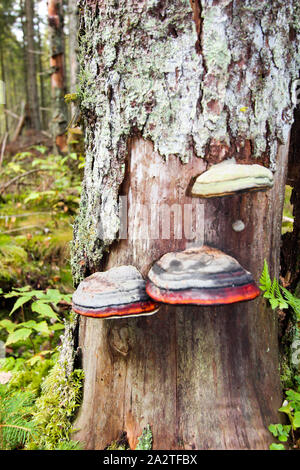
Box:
(0, 138), (85, 449)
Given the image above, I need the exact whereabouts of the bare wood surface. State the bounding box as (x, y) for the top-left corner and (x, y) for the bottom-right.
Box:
(74, 137), (287, 450)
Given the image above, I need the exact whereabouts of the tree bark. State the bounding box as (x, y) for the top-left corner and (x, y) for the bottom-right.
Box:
(282, 104), (300, 296)
(72, 0), (300, 450)
(24, 0), (40, 130)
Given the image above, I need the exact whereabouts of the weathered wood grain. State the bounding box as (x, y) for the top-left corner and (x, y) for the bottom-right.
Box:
(74, 138), (287, 449)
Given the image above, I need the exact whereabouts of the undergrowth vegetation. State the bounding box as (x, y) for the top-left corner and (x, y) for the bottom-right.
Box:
(260, 261), (300, 450)
(0, 146), (83, 291)
(0, 146), (84, 450)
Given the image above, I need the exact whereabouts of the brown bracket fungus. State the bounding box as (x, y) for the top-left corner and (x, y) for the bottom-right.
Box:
(72, 266), (160, 319)
(191, 159), (274, 198)
(146, 246), (260, 306)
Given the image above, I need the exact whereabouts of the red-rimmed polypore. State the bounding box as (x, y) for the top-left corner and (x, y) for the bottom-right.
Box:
(146, 246), (260, 306)
(72, 266), (160, 319)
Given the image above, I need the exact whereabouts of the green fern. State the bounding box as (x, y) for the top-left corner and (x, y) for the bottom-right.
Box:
(280, 286), (300, 319)
(260, 259), (272, 292)
(259, 260), (298, 316)
(0, 384), (35, 449)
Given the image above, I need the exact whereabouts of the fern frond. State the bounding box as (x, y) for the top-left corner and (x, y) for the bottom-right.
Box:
(259, 259), (272, 292)
(0, 385), (35, 450)
(281, 286), (300, 319)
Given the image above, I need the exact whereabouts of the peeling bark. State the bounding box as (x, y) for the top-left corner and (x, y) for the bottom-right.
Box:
(72, 0), (300, 284)
(72, 0), (300, 449)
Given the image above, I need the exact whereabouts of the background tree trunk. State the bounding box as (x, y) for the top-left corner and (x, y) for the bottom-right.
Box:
(282, 104), (300, 296)
(36, 16), (46, 130)
(0, 42), (8, 133)
(48, 0), (68, 152)
(24, 0), (40, 130)
(68, 0), (79, 116)
(72, 0), (300, 450)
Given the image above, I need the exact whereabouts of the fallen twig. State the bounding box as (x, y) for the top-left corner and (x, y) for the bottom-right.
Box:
(0, 224), (44, 234)
(11, 101), (25, 142)
(0, 169), (51, 195)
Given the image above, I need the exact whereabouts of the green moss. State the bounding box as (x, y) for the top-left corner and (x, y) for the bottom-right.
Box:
(135, 424), (153, 450)
(106, 441), (129, 450)
(4, 359), (55, 396)
(106, 425), (152, 450)
(25, 363), (84, 449)
(25, 317), (84, 450)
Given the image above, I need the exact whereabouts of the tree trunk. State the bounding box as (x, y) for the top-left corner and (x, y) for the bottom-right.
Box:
(0, 42), (8, 133)
(68, 0), (79, 116)
(72, 0), (300, 450)
(282, 104), (300, 296)
(36, 16), (46, 130)
(24, 0), (40, 130)
(48, 0), (68, 152)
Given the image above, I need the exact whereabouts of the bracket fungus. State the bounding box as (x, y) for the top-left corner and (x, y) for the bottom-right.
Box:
(191, 159), (274, 198)
(146, 246), (260, 306)
(72, 266), (160, 319)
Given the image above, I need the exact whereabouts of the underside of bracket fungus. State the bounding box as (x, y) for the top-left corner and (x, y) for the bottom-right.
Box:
(146, 246), (260, 306)
(72, 266), (160, 319)
(191, 158), (274, 198)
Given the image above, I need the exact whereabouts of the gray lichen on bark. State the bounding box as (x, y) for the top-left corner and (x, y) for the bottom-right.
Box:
(71, 0), (300, 284)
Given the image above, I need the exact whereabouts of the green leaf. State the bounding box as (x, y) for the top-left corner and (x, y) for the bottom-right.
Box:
(0, 319), (17, 333)
(31, 302), (60, 321)
(5, 328), (32, 346)
(293, 411), (300, 428)
(51, 323), (65, 331)
(269, 443), (285, 450)
(278, 404), (291, 414)
(24, 192), (41, 203)
(17, 320), (37, 330)
(33, 321), (50, 335)
(38, 289), (64, 305)
(268, 424), (278, 437)
(9, 296), (31, 315)
(285, 389), (300, 403)
(15, 286), (31, 292)
(5, 289), (37, 299)
(32, 145), (47, 154)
